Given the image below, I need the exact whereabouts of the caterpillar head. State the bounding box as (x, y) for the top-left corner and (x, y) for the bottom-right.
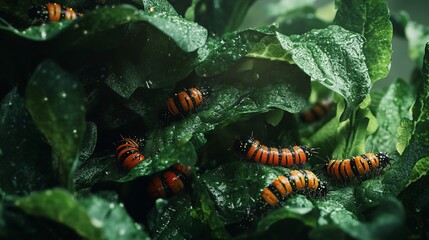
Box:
(234, 136), (254, 154)
(376, 152), (392, 168)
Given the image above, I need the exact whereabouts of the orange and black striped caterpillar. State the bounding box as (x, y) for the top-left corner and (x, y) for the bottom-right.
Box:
(28, 3), (82, 23)
(115, 137), (145, 170)
(234, 137), (315, 168)
(261, 170), (327, 207)
(299, 99), (333, 123)
(164, 87), (209, 118)
(326, 152), (391, 181)
(147, 164), (191, 200)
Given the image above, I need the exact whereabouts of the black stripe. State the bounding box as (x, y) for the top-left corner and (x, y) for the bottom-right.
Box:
(301, 170), (309, 188)
(250, 143), (261, 162)
(266, 147), (271, 164)
(119, 149), (138, 163)
(172, 93), (186, 114)
(159, 176), (173, 198)
(169, 166), (187, 184)
(283, 173), (296, 192)
(361, 154), (373, 172)
(186, 89), (198, 109)
(327, 161), (334, 176)
(278, 148), (283, 166)
(350, 158), (360, 177)
(290, 148), (296, 165)
(336, 160), (344, 180)
(267, 185), (282, 202)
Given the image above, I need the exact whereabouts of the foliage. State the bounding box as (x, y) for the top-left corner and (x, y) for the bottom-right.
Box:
(0, 0), (428, 239)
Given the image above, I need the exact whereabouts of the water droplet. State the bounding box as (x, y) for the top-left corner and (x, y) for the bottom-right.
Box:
(109, 203), (115, 209)
(91, 218), (104, 228)
(83, 30), (88, 35)
(105, 171), (110, 175)
(61, 92), (67, 98)
(118, 228), (126, 236)
(8, 102), (12, 106)
(74, 23), (79, 28)
(40, 31), (47, 39)
(43, 97), (48, 101)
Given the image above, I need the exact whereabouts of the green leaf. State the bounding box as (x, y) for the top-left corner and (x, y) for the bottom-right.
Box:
(0, 5), (207, 94)
(194, 0), (257, 34)
(333, 97), (378, 158)
(147, 196), (211, 239)
(190, 178), (231, 239)
(14, 189), (103, 239)
(257, 196), (318, 231)
(196, 26), (277, 77)
(303, 117), (339, 158)
(312, 198), (406, 240)
(276, 25), (371, 121)
(396, 43), (429, 185)
(79, 196), (150, 240)
(366, 79), (415, 153)
(0, 88), (55, 196)
(334, 0), (393, 82)
(79, 122), (98, 163)
(200, 162), (285, 224)
(1, 5), (207, 52)
(142, 0), (179, 15)
(400, 12), (429, 67)
(26, 60), (86, 189)
(407, 156), (429, 186)
(247, 36), (294, 62)
(118, 60), (310, 181)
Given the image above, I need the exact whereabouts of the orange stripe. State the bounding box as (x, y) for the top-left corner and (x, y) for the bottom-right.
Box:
(293, 146), (307, 164)
(290, 170), (304, 189)
(123, 153), (144, 170)
(260, 146), (268, 164)
(283, 148), (293, 167)
(304, 170), (316, 189)
(148, 178), (165, 199)
(367, 153), (379, 169)
(167, 98), (179, 115)
(333, 160), (342, 180)
(278, 175), (293, 194)
(354, 156), (366, 175)
(343, 160), (355, 178)
(272, 179), (287, 196)
(261, 188), (279, 206)
(246, 140), (259, 160)
(178, 92), (191, 112)
(189, 88), (203, 105)
(271, 148), (279, 165)
(164, 171), (184, 194)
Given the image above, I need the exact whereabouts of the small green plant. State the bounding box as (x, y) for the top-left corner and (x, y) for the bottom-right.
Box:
(0, 0), (428, 239)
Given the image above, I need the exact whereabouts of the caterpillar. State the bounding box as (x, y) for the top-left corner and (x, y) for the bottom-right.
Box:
(164, 87), (209, 118)
(28, 3), (82, 23)
(299, 99), (333, 123)
(234, 137), (314, 168)
(115, 137), (145, 170)
(147, 164), (191, 200)
(326, 152), (391, 181)
(261, 170), (327, 207)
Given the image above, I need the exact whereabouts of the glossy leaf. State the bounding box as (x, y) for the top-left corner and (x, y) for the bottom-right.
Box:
(276, 25), (371, 121)
(0, 88), (55, 196)
(26, 60), (86, 189)
(334, 0), (393, 82)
